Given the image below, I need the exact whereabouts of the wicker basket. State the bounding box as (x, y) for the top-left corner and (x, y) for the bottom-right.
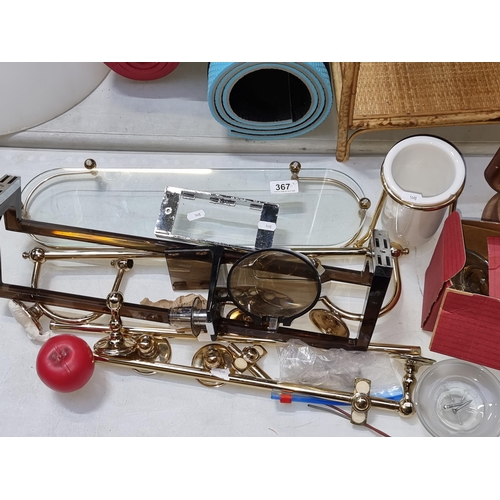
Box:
(331, 62), (500, 161)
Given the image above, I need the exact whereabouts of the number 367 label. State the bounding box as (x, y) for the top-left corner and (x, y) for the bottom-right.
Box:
(270, 180), (299, 194)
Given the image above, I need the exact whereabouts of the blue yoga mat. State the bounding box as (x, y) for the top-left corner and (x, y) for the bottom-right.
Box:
(207, 62), (333, 140)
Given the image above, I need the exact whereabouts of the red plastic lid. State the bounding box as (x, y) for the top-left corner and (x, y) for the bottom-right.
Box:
(105, 62), (179, 81)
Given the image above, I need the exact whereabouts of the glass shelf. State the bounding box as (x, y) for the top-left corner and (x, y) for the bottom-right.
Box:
(21, 165), (368, 250)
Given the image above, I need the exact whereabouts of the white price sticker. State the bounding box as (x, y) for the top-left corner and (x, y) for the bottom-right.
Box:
(258, 221), (277, 232)
(210, 368), (230, 380)
(401, 191), (423, 204)
(270, 179), (299, 194)
(187, 209), (205, 221)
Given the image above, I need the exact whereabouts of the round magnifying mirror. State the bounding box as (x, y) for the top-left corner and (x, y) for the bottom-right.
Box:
(227, 249), (321, 324)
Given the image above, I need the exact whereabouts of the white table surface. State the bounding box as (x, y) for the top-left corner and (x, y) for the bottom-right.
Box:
(0, 147), (496, 438)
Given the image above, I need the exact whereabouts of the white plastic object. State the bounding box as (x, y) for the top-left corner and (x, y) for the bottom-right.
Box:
(380, 136), (466, 247)
(0, 62), (110, 136)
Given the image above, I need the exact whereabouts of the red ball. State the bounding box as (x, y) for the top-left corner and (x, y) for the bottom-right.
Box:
(36, 334), (95, 392)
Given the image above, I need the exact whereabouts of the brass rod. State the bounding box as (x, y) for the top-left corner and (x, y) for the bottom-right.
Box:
(34, 249), (162, 260)
(50, 321), (183, 337)
(354, 191), (387, 248)
(50, 320), (421, 356)
(31, 260), (42, 289)
(368, 343), (421, 356)
(94, 353), (401, 412)
(111, 263), (129, 294)
(305, 248), (368, 257)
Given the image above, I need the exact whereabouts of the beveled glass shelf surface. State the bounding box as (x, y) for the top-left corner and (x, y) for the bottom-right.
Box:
(21, 165), (368, 250)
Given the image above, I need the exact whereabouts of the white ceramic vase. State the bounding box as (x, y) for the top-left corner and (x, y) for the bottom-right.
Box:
(380, 136), (466, 247)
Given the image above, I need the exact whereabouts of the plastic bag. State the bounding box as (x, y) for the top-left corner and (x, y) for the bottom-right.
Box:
(278, 339), (402, 399)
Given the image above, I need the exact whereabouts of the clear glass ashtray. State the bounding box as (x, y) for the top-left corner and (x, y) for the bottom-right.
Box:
(20, 165), (368, 251)
(414, 359), (500, 437)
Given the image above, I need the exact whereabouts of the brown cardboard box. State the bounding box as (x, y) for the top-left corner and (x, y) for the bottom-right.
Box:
(421, 211), (500, 371)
